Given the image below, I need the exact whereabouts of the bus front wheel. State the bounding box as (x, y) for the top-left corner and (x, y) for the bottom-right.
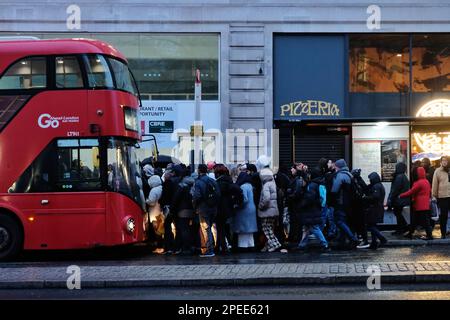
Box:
(0, 214), (23, 261)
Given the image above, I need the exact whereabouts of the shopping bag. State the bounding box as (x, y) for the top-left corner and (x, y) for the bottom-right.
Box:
(430, 199), (440, 222)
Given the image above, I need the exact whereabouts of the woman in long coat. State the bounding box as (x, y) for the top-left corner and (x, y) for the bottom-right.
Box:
(231, 172), (258, 250)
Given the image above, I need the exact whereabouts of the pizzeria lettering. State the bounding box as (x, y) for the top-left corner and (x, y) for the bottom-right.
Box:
(280, 100), (340, 117)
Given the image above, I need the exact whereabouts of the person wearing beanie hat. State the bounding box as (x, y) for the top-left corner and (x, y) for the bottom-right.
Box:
(334, 159), (348, 170)
(330, 158), (359, 249)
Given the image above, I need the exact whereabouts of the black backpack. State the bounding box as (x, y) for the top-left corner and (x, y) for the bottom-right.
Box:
(341, 172), (365, 204)
(203, 177), (220, 207)
(230, 183), (244, 210)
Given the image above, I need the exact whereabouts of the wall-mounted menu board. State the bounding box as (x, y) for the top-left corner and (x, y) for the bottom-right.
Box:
(353, 139), (408, 183)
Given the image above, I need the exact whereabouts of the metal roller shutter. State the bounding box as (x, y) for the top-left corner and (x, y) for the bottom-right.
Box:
(294, 134), (346, 168)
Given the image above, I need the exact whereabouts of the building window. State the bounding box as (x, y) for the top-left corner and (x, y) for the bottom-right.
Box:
(131, 34), (219, 101)
(55, 56), (83, 88)
(412, 34), (450, 92)
(349, 35), (410, 93)
(0, 57), (46, 89)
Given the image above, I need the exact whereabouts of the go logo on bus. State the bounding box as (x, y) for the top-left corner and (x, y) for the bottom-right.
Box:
(38, 114), (60, 129)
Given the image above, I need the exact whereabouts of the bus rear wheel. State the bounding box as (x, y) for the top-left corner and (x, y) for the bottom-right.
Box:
(0, 214), (23, 261)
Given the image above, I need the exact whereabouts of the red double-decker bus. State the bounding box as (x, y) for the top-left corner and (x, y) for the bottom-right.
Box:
(0, 38), (149, 260)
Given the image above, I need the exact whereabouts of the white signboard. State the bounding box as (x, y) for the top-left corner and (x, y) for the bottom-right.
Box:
(353, 140), (382, 183)
(138, 100), (221, 156)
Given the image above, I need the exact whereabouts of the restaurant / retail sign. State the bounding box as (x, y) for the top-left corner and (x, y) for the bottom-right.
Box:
(273, 35), (346, 120)
(279, 100), (341, 118)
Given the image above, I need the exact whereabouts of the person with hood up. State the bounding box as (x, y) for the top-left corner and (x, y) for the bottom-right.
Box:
(146, 173), (163, 252)
(400, 166), (433, 240)
(257, 156), (283, 253)
(331, 159), (359, 249)
(388, 162), (410, 235)
(171, 167), (196, 255)
(297, 168), (330, 252)
(432, 156), (450, 239)
(231, 171), (258, 251)
(360, 172), (388, 250)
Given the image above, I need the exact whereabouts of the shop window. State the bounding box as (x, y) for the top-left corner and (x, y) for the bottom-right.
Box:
(0, 57), (46, 89)
(55, 56), (83, 88)
(412, 34), (450, 92)
(349, 35), (410, 93)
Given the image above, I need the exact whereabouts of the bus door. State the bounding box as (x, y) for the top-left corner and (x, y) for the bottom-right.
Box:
(8, 138), (107, 249)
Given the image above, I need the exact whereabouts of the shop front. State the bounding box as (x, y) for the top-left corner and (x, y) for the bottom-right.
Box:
(274, 33), (450, 185)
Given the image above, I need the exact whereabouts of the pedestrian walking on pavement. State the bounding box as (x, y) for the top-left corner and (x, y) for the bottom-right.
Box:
(400, 166), (433, 240)
(432, 156), (450, 239)
(388, 162), (410, 235)
(330, 159), (359, 249)
(360, 172), (388, 250)
(297, 168), (330, 252)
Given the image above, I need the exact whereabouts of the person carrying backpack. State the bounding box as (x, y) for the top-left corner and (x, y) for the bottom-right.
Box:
(330, 159), (359, 249)
(193, 164), (221, 257)
(171, 168), (195, 255)
(297, 168), (330, 252)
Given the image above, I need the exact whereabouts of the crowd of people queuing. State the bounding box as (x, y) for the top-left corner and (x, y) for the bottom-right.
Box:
(141, 155), (450, 257)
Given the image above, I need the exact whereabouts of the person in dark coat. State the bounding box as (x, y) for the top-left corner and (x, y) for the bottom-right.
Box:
(159, 164), (184, 254)
(388, 162), (410, 235)
(323, 160), (337, 238)
(351, 169), (370, 248)
(361, 172), (388, 250)
(192, 164), (221, 257)
(297, 168), (330, 251)
(247, 163), (263, 248)
(422, 157), (435, 186)
(214, 164), (234, 254)
(171, 168), (195, 255)
(274, 163), (291, 243)
(286, 164), (307, 246)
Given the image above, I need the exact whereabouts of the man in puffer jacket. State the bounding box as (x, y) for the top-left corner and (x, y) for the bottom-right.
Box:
(257, 156), (283, 252)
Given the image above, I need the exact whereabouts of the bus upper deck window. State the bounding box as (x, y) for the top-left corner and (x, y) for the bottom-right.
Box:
(0, 57), (46, 89)
(55, 56), (83, 88)
(84, 55), (113, 89)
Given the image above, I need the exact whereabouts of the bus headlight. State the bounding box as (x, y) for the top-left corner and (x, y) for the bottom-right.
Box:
(125, 218), (136, 234)
(124, 107), (138, 132)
